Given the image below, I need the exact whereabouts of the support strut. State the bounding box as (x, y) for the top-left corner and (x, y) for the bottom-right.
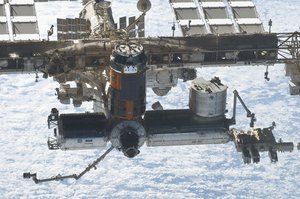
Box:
(231, 90), (256, 127)
(23, 146), (114, 184)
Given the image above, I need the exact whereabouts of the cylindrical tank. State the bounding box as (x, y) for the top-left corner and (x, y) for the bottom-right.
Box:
(109, 43), (147, 120)
(189, 77), (227, 117)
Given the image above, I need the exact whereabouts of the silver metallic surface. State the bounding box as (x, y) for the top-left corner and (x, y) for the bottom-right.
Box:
(147, 129), (230, 147)
(189, 77), (227, 117)
(59, 137), (107, 150)
(110, 120), (146, 149)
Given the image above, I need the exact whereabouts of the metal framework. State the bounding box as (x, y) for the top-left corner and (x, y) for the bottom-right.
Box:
(23, 146), (114, 184)
(277, 32), (300, 62)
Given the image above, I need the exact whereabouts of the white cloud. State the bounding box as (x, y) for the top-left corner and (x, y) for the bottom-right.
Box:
(0, 0), (300, 198)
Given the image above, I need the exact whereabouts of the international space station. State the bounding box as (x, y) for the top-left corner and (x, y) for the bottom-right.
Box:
(0, 0), (300, 183)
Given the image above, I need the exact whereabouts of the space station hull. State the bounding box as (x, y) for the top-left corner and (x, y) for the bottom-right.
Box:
(109, 43), (147, 120)
(48, 77), (232, 154)
(52, 113), (108, 150)
(144, 109), (230, 147)
(145, 77), (230, 146)
(109, 70), (146, 120)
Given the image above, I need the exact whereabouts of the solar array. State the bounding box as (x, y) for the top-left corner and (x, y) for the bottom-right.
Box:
(137, 15), (145, 38)
(57, 18), (89, 40)
(118, 15), (145, 38)
(169, 0), (264, 36)
(0, 0), (40, 41)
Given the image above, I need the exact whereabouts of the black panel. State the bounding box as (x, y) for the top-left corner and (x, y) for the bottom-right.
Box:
(144, 109), (229, 134)
(120, 73), (146, 100)
(109, 73), (146, 118)
(119, 16), (127, 29)
(58, 113), (107, 138)
(128, 16), (136, 38)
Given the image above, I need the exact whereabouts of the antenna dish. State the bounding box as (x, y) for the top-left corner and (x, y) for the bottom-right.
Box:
(96, 0), (111, 9)
(137, 0), (151, 13)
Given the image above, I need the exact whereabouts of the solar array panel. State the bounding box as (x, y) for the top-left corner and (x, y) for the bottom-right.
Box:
(0, 2), (7, 37)
(202, 1), (235, 34)
(170, 0), (264, 36)
(0, 2), (9, 40)
(171, 1), (207, 35)
(117, 15), (145, 38)
(57, 18), (89, 40)
(119, 16), (127, 29)
(10, 4), (37, 16)
(0, 0), (40, 41)
(0, 4), (5, 16)
(128, 16), (136, 38)
(13, 22), (38, 35)
(0, 22), (7, 33)
(137, 15), (145, 38)
(229, 0), (264, 33)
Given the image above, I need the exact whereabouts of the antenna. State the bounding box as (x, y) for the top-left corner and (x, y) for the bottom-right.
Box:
(268, 19), (273, 33)
(172, 21), (175, 37)
(137, 0), (151, 13)
(96, 0), (111, 9)
(47, 25), (54, 41)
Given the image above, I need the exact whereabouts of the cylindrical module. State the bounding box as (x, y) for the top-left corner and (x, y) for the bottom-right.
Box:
(189, 77), (227, 118)
(109, 43), (147, 120)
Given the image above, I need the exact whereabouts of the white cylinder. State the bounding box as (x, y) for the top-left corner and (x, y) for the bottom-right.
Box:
(189, 77), (227, 117)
